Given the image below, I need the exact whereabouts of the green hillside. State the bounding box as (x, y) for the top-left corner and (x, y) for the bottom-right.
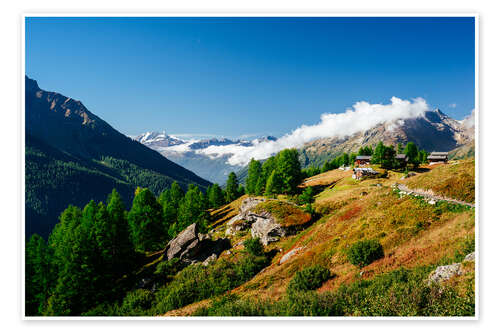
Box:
(26, 135), (194, 239)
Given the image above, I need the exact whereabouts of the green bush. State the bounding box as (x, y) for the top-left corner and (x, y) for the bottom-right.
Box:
(119, 289), (154, 316)
(347, 239), (384, 268)
(298, 187), (315, 205)
(151, 254), (269, 315)
(287, 265), (330, 294)
(155, 258), (182, 279)
(244, 238), (264, 256)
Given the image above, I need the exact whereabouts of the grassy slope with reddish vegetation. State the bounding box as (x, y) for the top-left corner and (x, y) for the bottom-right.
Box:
(403, 159), (475, 203)
(164, 159), (475, 316)
(253, 201), (312, 227)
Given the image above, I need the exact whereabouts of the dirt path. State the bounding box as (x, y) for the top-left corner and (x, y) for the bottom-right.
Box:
(395, 183), (475, 208)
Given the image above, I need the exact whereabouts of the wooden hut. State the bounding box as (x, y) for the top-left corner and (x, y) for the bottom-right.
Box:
(427, 152), (448, 164)
(395, 153), (408, 168)
(355, 155), (372, 166)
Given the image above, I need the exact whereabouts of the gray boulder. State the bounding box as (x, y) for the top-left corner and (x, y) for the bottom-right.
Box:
(225, 216), (251, 236)
(240, 197), (266, 214)
(166, 223), (198, 260)
(251, 212), (286, 246)
(428, 263), (463, 285)
(225, 197), (266, 236)
(163, 223), (230, 264)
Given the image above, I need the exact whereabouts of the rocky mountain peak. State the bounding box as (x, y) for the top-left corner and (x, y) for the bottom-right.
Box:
(25, 76), (40, 93)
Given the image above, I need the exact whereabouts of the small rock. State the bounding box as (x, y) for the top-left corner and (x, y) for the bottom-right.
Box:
(279, 246), (304, 265)
(428, 263), (463, 285)
(202, 253), (217, 266)
(463, 252), (475, 262)
(428, 199), (436, 205)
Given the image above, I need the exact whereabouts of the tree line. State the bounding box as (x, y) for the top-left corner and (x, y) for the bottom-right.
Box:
(245, 149), (303, 196)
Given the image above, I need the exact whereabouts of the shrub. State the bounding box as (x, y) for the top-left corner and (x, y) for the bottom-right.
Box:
(347, 239), (384, 268)
(298, 187), (315, 205)
(151, 254), (269, 315)
(119, 289), (154, 316)
(82, 303), (120, 316)
(155, 258), (182, 278)
(285, 290), (343, 316)
(287, 265), (330, 294)
(244, 238), (264, 256)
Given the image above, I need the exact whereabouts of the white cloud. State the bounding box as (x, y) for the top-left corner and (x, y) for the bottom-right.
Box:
(449, 103), (457, 108)
(200, 96), (429, 166)
(461, 109), (475, 129)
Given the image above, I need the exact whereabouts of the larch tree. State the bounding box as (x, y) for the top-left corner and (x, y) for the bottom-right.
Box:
(225, 172), (240, 203)
(127, 188), (165, 252)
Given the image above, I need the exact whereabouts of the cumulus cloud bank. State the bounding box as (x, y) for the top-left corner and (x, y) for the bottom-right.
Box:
(200, 97), (429, 166)
(461, 109), (475, 129)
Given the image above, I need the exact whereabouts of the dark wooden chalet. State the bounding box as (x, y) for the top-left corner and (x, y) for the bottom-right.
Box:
(355, 155), (372, 166)
(427, 152), (448, 164)
(395, 153), (408, 167)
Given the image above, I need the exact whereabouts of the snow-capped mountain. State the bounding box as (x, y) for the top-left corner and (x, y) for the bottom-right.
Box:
(130, 133), (277, 184)
(131, 131), (185, 148)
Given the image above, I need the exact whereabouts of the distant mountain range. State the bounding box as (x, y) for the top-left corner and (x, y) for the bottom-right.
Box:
(298, 108), (475, 167)
(130, 132), (277, 184)
(134, 108), (474, 185)
(25, 76), (211, 239)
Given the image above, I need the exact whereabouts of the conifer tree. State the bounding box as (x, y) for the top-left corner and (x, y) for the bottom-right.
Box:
(381, 145), (396, 169)
(128, 188), (165, 252)
(404, 141), (420, 169)
(246, 158), (262, 195)
(276, 149), (302, 194)
(349, 153), (357, 166)
(175, 185), (209, 235)
(418, 149), (428, 164)
(397, 142), (404, 154)
(225, 172), (239, 203)
(265, 170), (281, 196)
(255, 174), (266, 196)
(45, 205), (101, 315)
(261, 156), (277, 180)
(208, 183), (225, 208)
(169, 181), (185, 208)
(25, 234), (54, 315)
(372, 141), (385, 164)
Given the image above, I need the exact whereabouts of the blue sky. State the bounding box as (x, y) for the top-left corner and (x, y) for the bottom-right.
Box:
(25, 17), (475, 138)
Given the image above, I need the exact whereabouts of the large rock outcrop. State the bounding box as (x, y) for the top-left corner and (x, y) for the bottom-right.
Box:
(163, 223), (230, 264)
(250, 212), (287, 246)
(225, 197), (266, 236)
(226, 197), (311, 245)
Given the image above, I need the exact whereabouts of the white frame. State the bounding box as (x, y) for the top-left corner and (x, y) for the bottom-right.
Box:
(20, 13), (479, 321)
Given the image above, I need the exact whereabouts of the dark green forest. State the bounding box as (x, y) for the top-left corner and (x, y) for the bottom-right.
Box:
(26, 134), (207, 239)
